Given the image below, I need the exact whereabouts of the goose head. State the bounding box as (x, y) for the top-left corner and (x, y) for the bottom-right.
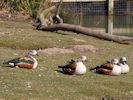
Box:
(110, 58), (119, 64)
(119, 57), (127, 64)
(27, 50), (38, 56)
(76, 56), (87, 62)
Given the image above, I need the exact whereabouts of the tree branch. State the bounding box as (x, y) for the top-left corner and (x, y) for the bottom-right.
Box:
(38, 23), (133, 44)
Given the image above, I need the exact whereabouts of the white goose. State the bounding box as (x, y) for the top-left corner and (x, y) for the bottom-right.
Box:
(3, 50), (38, 69)
(58, 56), (87, 75)
(74, 56), (87, 75)
(90, 59), (121, 76)
(111, 59), (122, 75)
(119, 57), (129, 74)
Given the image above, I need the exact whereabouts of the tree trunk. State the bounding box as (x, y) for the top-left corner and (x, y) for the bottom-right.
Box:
(39, 6), (56, 26)
(38, 23), (133, 44)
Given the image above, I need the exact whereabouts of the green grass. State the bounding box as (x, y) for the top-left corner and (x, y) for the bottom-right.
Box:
(0, 20), (133, 100)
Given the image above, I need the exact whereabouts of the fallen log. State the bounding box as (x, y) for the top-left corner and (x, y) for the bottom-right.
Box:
(38, 23), (133, 44)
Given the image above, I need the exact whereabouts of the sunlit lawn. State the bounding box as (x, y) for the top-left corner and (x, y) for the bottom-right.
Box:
(0, 20), (133, 100)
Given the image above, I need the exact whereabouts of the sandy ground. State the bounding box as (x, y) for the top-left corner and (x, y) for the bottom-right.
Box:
(37, 45), (101, 55)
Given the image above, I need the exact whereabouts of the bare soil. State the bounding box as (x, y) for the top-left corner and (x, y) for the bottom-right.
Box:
(38, 45), (100, 55)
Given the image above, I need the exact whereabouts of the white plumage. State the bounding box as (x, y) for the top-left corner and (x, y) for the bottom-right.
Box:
(119, 57), (129, 74)
(90, 58), (122, 76)
(58, 56), (87, 75)
(75, 56), (87, 75)
(108, 59), (122, 75)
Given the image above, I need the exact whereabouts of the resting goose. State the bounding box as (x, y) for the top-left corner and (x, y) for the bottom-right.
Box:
(90, 59), (121, 76)
(3, 50), (38, 69)
(58, 56), (87, 75)
(119, 57), (129, 74)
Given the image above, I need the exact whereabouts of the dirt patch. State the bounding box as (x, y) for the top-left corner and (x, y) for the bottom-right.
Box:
(73, 38), (87, 43)
(38, 45), (100, 55)
(38, 48), (74, 55)
(67, 45), (99, 52)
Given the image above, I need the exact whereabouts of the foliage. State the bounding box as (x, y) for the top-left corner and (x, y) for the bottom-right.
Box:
(0, 0), (46, 18)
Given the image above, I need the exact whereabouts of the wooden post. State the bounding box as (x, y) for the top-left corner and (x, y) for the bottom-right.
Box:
(106, 15), (113, 34)
(79, 2), (83, 26)
(106, 0), (114, 34)
(126, 1), (130, 14)
(108, 0), (114, 15)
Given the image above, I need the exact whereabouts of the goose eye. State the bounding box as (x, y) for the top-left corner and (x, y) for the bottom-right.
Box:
(124, 61), (127, 63)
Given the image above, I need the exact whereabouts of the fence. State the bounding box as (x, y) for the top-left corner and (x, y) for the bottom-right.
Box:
(55, 0), (133, 15)
(50, 0), (133, 35)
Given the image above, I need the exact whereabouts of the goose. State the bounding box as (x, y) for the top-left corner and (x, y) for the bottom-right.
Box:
(58, 56), (87, 75)
(119, 57), (129, 74)
(90, 59), (121, 76)
(3, 50), (38, 69)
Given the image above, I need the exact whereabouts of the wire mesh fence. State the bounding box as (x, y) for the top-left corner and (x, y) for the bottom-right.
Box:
(114, 0), (133, 15)
(52, 0), (133, 36)
(59, 0), (133, 16)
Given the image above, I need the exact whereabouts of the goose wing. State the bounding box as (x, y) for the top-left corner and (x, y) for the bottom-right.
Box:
(3, 56), (34, 67)
(58, 59), (76, 75)
(3, 57), (22, 65)
(96, 63), (113, 75)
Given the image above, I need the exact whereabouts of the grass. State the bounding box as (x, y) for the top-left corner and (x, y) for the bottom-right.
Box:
(0, 20), (133, 100)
